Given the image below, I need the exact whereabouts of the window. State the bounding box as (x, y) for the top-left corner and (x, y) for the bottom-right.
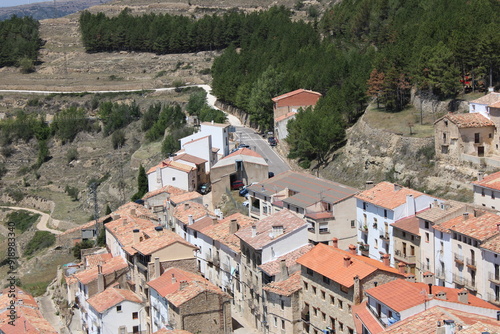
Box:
(482, 188), (486, 197)
(475, 133), (480, 143)
(274, 317), (277, 327)
(116, 305), (122, 312)
(132, 312), (138, 319)
(384, 209), (388, 218)
(319, 222), (329, 233)
(281, 300), (285, 310)
(133, 326), (139, 333)
(313, 307), (318, 316)
(193, 231), (198, 238)
(172, 177), (176, 181)
(119, 327), (126, 334)
(312, 286), (317, 295)
(338, 300), (343, 309)
(363, 202), (367, 210)
(322, 312), (326, 321)
(321, 290), (326, 300)
(281, 320), (285, 330)
(348, 328), (354, 334)
(424, 221), (429, 229)
(306, 268), (313, 276)
(339, 322), (344, 331)
(323, 276), (330, 285)
(340, 285), (348, 293)
(330, 296), (335, 305)
(351, 220), (355, 228)
(493, 191), (496, 199)
(304, 282), (309, 290)
(425, 232), (430, 243)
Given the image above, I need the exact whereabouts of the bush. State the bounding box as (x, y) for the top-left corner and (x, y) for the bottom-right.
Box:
(0, 163), (6, 179)
(65, 185), (79, 201)
(6, 210), (40, 232)
(72, 239), (95, 259)
(24, 231), (56, 256)
(111, 129), (126, 149)
(66, 147), (79, 163)
(1, 146), (14, 157)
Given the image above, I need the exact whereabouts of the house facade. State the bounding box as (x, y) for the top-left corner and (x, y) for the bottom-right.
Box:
(147, 158), (198, 193)
(473, 171), (500, 210)
(180, 121), (230, 158)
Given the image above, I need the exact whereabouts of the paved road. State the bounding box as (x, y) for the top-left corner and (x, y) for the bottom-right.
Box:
(236, 126), (290, 175)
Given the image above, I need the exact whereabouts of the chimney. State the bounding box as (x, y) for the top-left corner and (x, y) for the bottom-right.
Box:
(406, 194), (416, 216)
(251, 224), (257, 237)
(171, 273), (176, 284)
(365, 181), (374, 190)
(435, 291), (447, 300)
(443, 320), (456, 334)
(382, 254), (390, 266)
(394, 184), (402, 192)
(112, 214), (121, 220)
(405, 274), (416, 283)
(433, 199), (439, 208)
(130, 208), (136, 216)
(353, 275), (361, 304)
(280, 259), (288, 280)
(331, 237), (338, 248)
(184, 203), (190, 210)
(188, 214), (194, 225)
(348, 244), (357, 255)
(458, 289), (468, 304)
(478, 171), (484, 181)
(155, 257), (161, 278)
(179, 280), (188, 290)
(155, 226), (163, 235)
(97, 264), (104, 293)
(212, 217), (218, 225)
(423, 272), (434, 285)
(133, 229), (140, 244)
(343, 255), (351, 267)
(463, 212), (469, 220)
(398, 262), (406, 274)
(229, 219), (238, 234)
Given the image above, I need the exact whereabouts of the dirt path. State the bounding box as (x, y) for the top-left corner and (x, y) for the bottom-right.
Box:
(2, 206), (62, 235)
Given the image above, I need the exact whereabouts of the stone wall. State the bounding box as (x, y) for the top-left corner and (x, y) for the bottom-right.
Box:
(0, 194), (55, 212)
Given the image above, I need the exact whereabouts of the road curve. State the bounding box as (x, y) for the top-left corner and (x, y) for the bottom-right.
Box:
(1, 206), (62, 235)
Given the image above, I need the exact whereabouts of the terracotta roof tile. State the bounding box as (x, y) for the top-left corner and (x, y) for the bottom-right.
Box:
(481, 233), (500, 253)
(352, 301), (384, 334)
(447, 211), (500, 241)
(235, 209), (307, 250)
(384, 306), (500, 334)
(0, 287), (38, 310)
(114, 201), (159, 221)
(470, 92), (500, 106)
(84, 253), (112, 269)
(202, 213), (257, 253)
(132, 230), (196, 255)
(473, 170), (500, 191)
(105, 216), (157, 248)
(189, 216), (218, 233)
(174, 153), (207, 165)
(147, 268), (229, 307)
(272, 89), (322, 103)
(87, 287), (142, 313)
(169, 192), (202, 205)
(263, 272), (302, 296)
(274, 111), (297, 123)
(146, 159), (195, 175)
(441, 112), (495, 128)
(365, 279), (499, 312)
(391, 214), (421, 235)
(222, 147), (264, 160)
(296, 243), (402, 288)
(356, 182), (425, 210)
(74, 256), (128, 285)
(259, 244), (314, 276)
(143, 185), (186, 200)
(173, 201), (214, 224)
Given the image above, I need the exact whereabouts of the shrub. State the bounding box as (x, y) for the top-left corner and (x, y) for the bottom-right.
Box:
(1, 146), (14, 157)
(0, 163), (6, 179)
(24, 231), (56, 256)
(111, 129), (126, 149)
(66, 148), (79, 163)
(6, 210), (40, 232)
(72, 239), (95, 259)
(65, 185), (79, 201)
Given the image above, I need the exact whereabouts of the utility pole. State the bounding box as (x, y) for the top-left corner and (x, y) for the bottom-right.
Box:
(89, 181), (99, 239)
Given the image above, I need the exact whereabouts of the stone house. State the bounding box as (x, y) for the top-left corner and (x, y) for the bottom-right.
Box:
(147, 267), (232, 334)
(247, 170), (359, 248)
(272, 89), (322, 140)
(296, 242), (404, 334)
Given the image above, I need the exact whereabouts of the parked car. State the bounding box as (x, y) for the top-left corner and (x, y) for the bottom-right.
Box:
(238, 143), (250, 149)
(268, 172), (275, 178)
(239, 187), (248, 197)
(268, 137), (277, 146)
(231, 180), (244, 190)
(199, 183), (211, 195)
(242, 200), (249, 207)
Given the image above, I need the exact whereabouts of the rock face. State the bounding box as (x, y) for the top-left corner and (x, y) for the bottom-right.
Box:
(320, 114), (480, 202)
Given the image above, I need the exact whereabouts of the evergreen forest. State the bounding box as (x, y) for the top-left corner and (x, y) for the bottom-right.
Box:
(0, 15), (43, 72)
(76, 1), (499, 167)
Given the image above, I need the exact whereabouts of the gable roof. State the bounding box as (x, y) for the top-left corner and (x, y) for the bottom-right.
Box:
(174, 153), (207, 165)
(132, 230), (196, 255)
(437, 112), (495, 128)
(391, 215), (420, 235)
(481, 233), (500, 253)
(213, 148), (268, 168)
(259, 243), (314, 276)
(87, 287), (142, 313)
(262, 271), (302, 297)
(169, 191), (202, 205)
(235, 209), (307, 250)
(147, 159), (195, 175)
(271, 89), (322, 103)
(473, 171), (500, 191)
(172, 201), (214, 224)
(104, 216), (157, 248)
(202, 213), (257, 253)
(352, 301), (385, 334)
(143, 185), (187, 200)
(296, 243), (402, 288)
(247, 170), (358, 208)
(74, 256), (128, 285)
(147, 267), (228, 307)
(365, 279), (499, 312)
(356, 182), (425, 210)
(447, 211), (500, 241)
(470, 92), (500, 106)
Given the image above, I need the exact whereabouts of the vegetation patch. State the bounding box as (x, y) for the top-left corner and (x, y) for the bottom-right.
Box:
(5, 210), (40, 233)
(24, 231), (56, 256)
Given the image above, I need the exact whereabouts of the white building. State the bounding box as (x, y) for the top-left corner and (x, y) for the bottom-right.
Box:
(180, 121), (230, 158)
(481, 233), (500, 306)
(180, 135), (218, 172)
(147, 158), (197, 192)
(472, 171), (500, 210)
(86, 287), (145, 334)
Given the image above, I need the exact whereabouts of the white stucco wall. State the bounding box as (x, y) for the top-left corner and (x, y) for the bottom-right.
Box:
(150, 288), (170, 332)
(261, 225), (308, 264)
(182, 136), (213, 171)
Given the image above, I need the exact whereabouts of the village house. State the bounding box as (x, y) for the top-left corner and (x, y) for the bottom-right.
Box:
(296, 241), (404, 334)
(147, 267), (232, 334)
(210, 148), (269, 206)
(85, 287), (145, 334)
(354, 278), (500, 333)
(178, 135), (218, 172)
(170, 200), (215, 239)
(356, 181), (441, 266)
(142, 185), (187, 224)
(180, 121), (230, 158)
(234, 209), (309, 332)
(247, 170), (359, 248)
(146, 154), (205, 193)
(272, 89), (322, 140)
(472, 170), (500, 210)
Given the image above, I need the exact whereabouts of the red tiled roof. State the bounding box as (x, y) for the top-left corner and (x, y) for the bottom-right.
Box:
(0, 287), (38, 310)
(274, 111), (298, 123)
(189, 216), (218, 233)
(366, 279), (499, 312)
(203, 213), (257, 253)
(391, 215), (420, 235)
(147, 159), (195, 175)
(473, 171), (500, 191)
(87, 287), (142, 313)
(235, 209), (307, 250)
(147, 268), (228, 307)
(259, 244), (314, 276)
(384, 306), (500, 334)
(169, 192), (202, 205)
(296, 243), (402, 288)
(132, 230), (196, 255)
(470, 92), (500, 106)
(85, 253), (112, 269)
(222, 147), (264, 160)
(481, 233), (500, 253)
(447, 211), (500, 241)
(262, 272), (302, 296)
(74, 256), (128, 285)
(439, 112), (495, 128)
(174, 153), (207, 165)
(272, 89), (322, 103)
(143, 185), (186, 200)
(356, 182), (425, 210)
(105, 216), (157, 248)
(173, 201), (214, 224)
(304, 211), (334, 220)
(352, 301), (384, 334)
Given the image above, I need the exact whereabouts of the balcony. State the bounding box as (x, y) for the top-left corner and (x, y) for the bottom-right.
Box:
(435, 269), (445, 280)
(359, 244), (369, 256)
(465, 258), (476, 270)
(464, 278), (477, 291)
(454, 254), (464, 265)
(452, 273), (465, 286)
(487, 292), (500, 306)
(489, 272), (500, 284)
(359, 224), (368, 233)
(394, 250), (416, 264)
(379, 230), (390, 241)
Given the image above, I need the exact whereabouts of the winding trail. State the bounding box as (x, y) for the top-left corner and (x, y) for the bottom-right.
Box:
(2, 206), (62, 235)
